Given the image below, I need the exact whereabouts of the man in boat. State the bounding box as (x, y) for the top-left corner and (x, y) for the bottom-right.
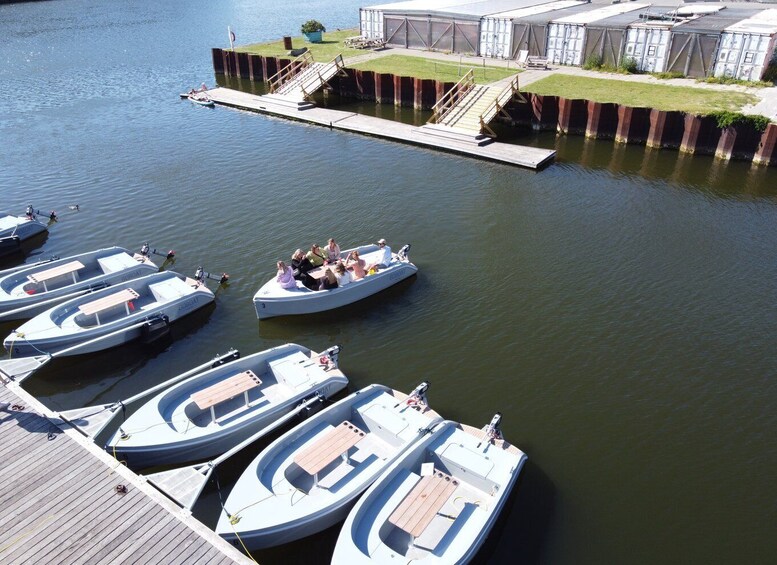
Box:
(366, 239), (392, 273)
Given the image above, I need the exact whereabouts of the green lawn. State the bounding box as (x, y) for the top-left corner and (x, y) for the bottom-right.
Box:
(522, 75), (758, 114)
(350, 55), (519, 85)
(233, 29), (365, 62)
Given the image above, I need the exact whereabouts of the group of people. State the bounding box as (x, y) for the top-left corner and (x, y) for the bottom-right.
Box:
(275, 238), (393, 291)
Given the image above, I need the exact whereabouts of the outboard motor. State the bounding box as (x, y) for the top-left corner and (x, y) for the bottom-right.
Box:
(405, 380), (430, 408)
(479, 412), (503, 447)
(319, 345), (341, 370)
(139, 243), (150, 257)
(397, 244), (411, 261)
(194, 266), (205, 284)
(141, 314), (170, 343)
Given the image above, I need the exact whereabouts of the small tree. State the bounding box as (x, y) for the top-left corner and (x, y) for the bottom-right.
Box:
(301, 20), (326, 34)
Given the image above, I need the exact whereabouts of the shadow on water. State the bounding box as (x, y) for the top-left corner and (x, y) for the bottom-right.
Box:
(21, 302), (217, 409)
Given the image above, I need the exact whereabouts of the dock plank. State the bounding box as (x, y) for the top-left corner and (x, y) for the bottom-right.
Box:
(0, 384), (251, 565)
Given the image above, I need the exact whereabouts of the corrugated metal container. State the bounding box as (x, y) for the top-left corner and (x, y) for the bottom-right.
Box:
(511, 2), (596, 58)
(581, 6), (667, 68)
(713, 9), (777, 80)
(624, 24), (674, 72)
(479, 0), (585, 59)
(665, 7), (762, 78)
(546, 3), (648, 66)
(359, 0), (477, 40)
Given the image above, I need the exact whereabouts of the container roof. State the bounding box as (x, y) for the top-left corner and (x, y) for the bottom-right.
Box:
(365, 0), (554, 17)
(725, 8), (777, 34)
(585, 4), (680, 29)
(484, 0), (586, 19)
(671, 7), (769, 33)
(552, 2), (649, 24)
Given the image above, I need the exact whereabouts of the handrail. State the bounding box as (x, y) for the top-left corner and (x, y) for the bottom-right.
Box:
(295, 54), (346, 100)
(479, 75), (520, 137)
(428, 69), (474, 125)
(267, 51), (313, 93)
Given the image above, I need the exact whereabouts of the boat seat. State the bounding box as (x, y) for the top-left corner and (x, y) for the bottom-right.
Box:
(268, 350), (327, 390)
(190, 370), (262, 424)
(76, 288), (139, 326)
(388, 468), (459, 539)
(294, 421), (365, 487)
(356, 403), (408, 447)
(27, 260), (84, 285)
(97, 253), (135, 274)
(437, 443), (497, 494)
(148, 277), (192, 302)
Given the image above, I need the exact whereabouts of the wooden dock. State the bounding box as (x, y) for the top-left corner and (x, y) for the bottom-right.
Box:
(0, 382), (252, 565)
(203, 88), (555, 170)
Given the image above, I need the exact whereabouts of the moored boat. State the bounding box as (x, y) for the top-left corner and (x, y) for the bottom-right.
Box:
(104, 343), (349, 469)
(0, 246), (157, 321)
(253, 243), (417, 319)
(332, 414), (527, 564)
(216, 382), (441, 550)
(0, 212), (47, 253)
(3, 270), (214, 357)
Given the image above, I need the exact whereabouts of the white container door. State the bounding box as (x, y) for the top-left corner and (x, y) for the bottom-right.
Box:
(715, 32), (771, 81)
(625, 27), (669, 72)
(360, 9), (384, 40)
(547, 23), (583, 65)
(479, 17), (512, 59)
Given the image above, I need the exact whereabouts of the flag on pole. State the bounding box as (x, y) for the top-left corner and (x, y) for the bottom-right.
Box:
(228, 26), (236, 50)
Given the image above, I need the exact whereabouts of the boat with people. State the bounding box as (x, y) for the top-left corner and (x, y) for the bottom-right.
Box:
(215, 382), (442, 550)
(104, 343), (349, 468)
(3, 270), (214, 357)
(253, 241), (417, 319)
(0, 211), (48, 257)
(332, 414), (527, 564)
(0, 246), (158, 322)
(180, 86), (215, 107)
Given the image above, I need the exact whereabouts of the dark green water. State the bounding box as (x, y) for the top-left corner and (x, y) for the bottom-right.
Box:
(1, 1), (776, 563)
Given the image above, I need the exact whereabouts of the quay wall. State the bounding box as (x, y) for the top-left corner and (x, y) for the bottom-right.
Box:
(213, 49), (777, 167)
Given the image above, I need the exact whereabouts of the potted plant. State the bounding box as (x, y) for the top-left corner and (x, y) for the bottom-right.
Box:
(301, 20), (325, 43)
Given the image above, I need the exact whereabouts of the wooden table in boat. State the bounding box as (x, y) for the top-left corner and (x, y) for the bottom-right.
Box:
(78, 288), (139, 324)
(388, 469), (459, 540)
(190, 370), (262, 424)
(27, 260), (85, 289)
(306, 264), (336, 280)
(294, 421), (365, 487)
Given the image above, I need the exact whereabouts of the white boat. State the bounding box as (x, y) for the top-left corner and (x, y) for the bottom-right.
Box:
(0, 247), (157, 322)
(0, 212), (47, 255)
(216, 382), (442, 550)
(253, 243), (417, 319)
(4, 270), (214, 357)
(104, 343), (349, 469)
(333, 414), (527, 564)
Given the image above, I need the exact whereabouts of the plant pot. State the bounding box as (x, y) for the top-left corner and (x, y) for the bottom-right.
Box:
(303, 31), (323, 43)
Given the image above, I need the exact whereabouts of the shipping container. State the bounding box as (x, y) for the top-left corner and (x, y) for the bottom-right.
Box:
(713, 9), (777, 81)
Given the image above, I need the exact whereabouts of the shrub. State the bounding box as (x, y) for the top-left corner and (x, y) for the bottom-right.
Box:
(618, 57), (638, 74)
(301, 20), (326, 34)
(651, 71), (685, 80)
(707, 110), (771, 132)
(699, 75), (771, 88)
(762, 64), (777, 84)
(583, 53), (603, 70)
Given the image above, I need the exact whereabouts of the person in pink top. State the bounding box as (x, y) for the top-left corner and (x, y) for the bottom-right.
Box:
(275, 260), (297, 289)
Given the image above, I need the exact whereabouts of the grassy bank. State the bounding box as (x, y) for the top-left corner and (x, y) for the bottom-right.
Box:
(233, 29), (364, 62)
(523, 75), (758, 114)
(349, 55), (518, 85)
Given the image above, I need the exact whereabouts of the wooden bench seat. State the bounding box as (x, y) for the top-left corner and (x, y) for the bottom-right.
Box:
(526, 56), (548, 70)
(78, 288), (139, 320)
(389, 469), (459, 539)
(294, 421), (365, 486)
(190, 370), (262, 424)
(28, 260), (85, 286)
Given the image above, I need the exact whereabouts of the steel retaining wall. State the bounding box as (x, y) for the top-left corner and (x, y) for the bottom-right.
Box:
(213, 49), (777, 166)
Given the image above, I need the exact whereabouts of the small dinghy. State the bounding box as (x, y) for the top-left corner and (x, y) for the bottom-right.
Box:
(4, 270), (214, 357)
(216, 382), (442, 550)
(0, 212), (47, 256)
(253, 243), (417, 319)
(0, 246), (157, 322)
(333, 414), (527, 564)
(104, 343), (349, 469)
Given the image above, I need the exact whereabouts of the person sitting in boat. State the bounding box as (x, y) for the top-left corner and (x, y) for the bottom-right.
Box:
(291, 249), (318, 290)
(324, 238), (341, 264)
(365, 239), (392, 273)
(318, 268), (338, 291)
(345, 250), (366, 280)
(275, 261), (297, 290)
(306, 244), (326, 268)
(334, 262), (352, 286)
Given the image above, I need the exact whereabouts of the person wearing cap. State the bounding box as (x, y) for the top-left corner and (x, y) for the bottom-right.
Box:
(366, 238), (392, 273)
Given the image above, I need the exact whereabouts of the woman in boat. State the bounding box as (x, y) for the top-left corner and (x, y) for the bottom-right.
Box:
(345, 250), (366, 280)
(318, 268), (338, 291)
(275, 261), (297, 290)
(306, 244), (326, 268)
(334, 262), (352, 286)
(324, 238), (341, 264)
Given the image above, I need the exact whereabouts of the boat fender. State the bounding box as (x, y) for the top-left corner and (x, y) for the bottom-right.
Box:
(115, 484), (128, 495)
(141, 315), (170, 343)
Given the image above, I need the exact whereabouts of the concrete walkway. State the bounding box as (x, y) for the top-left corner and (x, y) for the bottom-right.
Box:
(342, 47), (777, 119)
